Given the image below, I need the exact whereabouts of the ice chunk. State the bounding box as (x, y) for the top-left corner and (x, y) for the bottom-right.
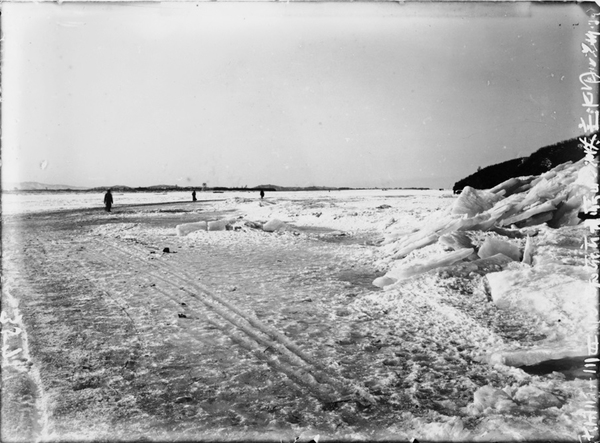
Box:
(468, 385), (516, 416)
(574, 158), (598, 186)
(548, 192), (585, 228)
(372, 276), (397, 288)
(438, 253), (514, 278)
(385, 248), (474, 282)
(175, 221), (207, 236)
(489, 176), (534, 197)
(484, 345), (587, 368)
(513, 385), (562, 409)
(416, 417), (471, 441)
(207, 219), (231, 231)
(490, 226), (528, 239)
(470, 253), (515, 273)
(535, 224), (587, 248)
(484, 262), (597, 345)
(489, 177), (522, 195)
(478, 237), (521, 262)
(387, 216), (467, 259)
(390, 233), (439, 259)
(460, 212), (500, 232)
(451, 186), (503, 218)
(244, 220), (263, 230)
(521, 235), (533, 265)
(518, 211), (554, 228)
(262, 218), (287, 232)
(438, 231), (474, 251)
(499, 200), (557, 227)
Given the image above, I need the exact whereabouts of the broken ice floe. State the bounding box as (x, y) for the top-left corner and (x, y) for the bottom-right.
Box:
(377, 248), (474, 288)
(176, 217), (289, 236)
(480, 262), (596, 366)
(379, 159), (593, 265)
(262, 218), (287, 232)
(376, 159), (596, 285)
(374, 159), (598, 369)
(477, 237), (521, 262)
(176, 221), (208, 236)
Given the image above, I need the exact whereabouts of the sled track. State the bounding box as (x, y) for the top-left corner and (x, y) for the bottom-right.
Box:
(28, 233), (377, 410)
(94, 236), (378, 407)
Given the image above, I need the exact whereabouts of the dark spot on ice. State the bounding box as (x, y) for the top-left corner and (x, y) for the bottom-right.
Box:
(520, 355), (595, 380)
(178, 313), (187, 318)
(163, 247), (170, 253)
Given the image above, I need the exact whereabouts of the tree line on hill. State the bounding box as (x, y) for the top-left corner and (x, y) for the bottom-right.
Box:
(452, 134), (593, 194)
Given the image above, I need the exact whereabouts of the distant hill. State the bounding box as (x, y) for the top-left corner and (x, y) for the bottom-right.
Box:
(4, 181), (89, 191)
(252, 184), (340, 191)
(453, 135), (590, 193)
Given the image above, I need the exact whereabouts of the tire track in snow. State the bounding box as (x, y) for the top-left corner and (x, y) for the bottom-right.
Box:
(84, 235), (377, 407)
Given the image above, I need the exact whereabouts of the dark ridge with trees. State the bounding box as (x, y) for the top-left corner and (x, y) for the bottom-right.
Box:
(453, 134), (591, 193)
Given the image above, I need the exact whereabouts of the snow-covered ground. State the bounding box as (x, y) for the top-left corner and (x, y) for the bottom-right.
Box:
(2, 173), (598, 441)
(1, 190), (202, 215)
(1, 189), (448, 216)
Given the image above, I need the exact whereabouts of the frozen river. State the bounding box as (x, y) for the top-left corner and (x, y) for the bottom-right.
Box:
(1, 189), (450, 215)
(1, 183), (596, 441)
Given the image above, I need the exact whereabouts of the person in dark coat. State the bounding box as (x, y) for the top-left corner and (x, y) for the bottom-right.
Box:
(192, 190), (197, 202)
(104, 189), (113, 212)
(260, 189), (265, 199)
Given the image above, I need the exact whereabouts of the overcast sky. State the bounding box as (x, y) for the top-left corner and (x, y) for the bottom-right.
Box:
(1, 2), (596, 189)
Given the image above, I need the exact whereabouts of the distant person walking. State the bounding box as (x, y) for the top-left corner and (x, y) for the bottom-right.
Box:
(260, 190), (265, 199)
(104, 189), (113, 212)
(192, 190), (197, 202)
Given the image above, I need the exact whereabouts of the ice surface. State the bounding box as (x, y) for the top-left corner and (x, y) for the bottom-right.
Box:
(4, 171), (597, 440)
